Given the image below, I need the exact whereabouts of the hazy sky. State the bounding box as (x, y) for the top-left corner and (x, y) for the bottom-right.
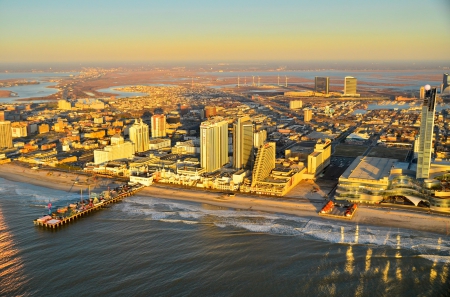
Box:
(1, 0), (449, 63)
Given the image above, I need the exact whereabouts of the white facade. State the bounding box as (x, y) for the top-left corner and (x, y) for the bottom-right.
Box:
(253, 130), (267, 149)
(149, 138), (171, 150)
(129, 119), (149, 152)
(94, 141), (135, 164)
(200, 118), (229, 173)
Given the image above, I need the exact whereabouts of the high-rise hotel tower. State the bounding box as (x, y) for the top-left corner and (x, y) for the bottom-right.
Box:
(233, 116), (254, 170)
(416, 85), (437, 179)
(151, 114), (166, 138)
(0, 121), (13, 149)
(344, 76), (357, 96)
(200, 118), (229, 173)
(252, 142), (276, 187)
(315, 77), (329, 94)
(129, 119), (149, 152)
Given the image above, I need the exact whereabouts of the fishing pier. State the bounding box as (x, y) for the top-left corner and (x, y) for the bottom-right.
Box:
(34, 183), (144, 229)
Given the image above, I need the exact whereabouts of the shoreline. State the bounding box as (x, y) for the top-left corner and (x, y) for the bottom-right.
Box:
(1, 162), (450, 236)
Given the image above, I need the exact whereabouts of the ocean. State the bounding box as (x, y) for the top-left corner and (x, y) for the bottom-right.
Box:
(0, 177), (449, 296)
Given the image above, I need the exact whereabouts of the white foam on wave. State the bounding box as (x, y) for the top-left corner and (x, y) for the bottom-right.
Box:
(121, 196), (450, 257)
(160, 219), (198, 225)
(419, 255), (450, 264)
(14, 186), (78, 203)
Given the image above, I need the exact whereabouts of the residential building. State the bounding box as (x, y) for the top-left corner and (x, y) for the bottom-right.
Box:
(420, 86), (425, 99)
(200, 118), (229, 173)
(304, 109), (312, 122)
(94, 141), (135, 164)
(57, 100), (72, 110)
(442, 73), (450, 96)
(307, 139), (332, 176)
(315, 77), (329, 94)
(252, 142), (276, 186)
(0, 121), (13, 148)
(253, 130), (267, 149)
(344, 76), (357, 96)
(151, 114), (166, 138)
(233, 116), (254, 170)
(129, 119), (149, 152)
(289, 100), (303, 110)
(11, 122), (28, 138)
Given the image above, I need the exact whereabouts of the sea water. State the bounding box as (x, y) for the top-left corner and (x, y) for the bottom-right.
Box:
(0, 177), (449, 296)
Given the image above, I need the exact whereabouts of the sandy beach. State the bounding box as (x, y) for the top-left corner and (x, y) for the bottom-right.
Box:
(1, 162), (450, 235)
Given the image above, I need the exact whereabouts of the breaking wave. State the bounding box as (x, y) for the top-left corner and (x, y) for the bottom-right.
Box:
(119, 196), (450, 262)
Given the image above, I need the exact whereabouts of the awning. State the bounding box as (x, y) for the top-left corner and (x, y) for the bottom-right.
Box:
(404, 195), (426, 206)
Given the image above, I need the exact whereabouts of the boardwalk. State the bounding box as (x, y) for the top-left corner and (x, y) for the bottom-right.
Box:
(34, 184), (144, 229)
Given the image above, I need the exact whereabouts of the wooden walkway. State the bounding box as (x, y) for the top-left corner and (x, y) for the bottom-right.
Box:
(34, 186), (144, 229)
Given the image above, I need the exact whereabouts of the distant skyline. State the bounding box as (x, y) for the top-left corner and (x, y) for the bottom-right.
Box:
(1, 0), (449, 64)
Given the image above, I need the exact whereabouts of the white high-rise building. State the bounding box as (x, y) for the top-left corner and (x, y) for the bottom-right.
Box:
(344, 76), (357, 96)
(0, 121), (13, 149)
(200, 118), (229, 173)
(252, 142), (276, 186)
(151, 114), (166, 138)
(253, 130), (267, 149)
(129, 119), (149, 152)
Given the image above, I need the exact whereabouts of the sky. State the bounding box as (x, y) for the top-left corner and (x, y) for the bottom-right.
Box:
(0, 0), (449, 64)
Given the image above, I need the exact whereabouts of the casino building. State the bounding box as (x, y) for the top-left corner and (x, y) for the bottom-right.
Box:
(335, 86), (450, 212)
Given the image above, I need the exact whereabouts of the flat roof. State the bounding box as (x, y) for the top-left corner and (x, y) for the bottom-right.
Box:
(342, 156), (398, 181)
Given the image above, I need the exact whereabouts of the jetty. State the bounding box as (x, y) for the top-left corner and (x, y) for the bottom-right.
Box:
(33, 183), (144, 229)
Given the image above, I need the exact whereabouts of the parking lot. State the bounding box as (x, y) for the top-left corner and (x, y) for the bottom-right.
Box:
(320, 156), (355, 180)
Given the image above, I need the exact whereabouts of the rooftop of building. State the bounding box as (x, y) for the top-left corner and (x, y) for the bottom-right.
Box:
(341, 156), (398, 181)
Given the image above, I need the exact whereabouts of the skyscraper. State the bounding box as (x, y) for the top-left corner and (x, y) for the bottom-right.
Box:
(151, 114), (166, 138)
(252, 142), (276, 187)
(0, 121), (13, 149)
(344, 76), (357, 96)
(416, 85), (437, 179)
(233, 116), (254, 170)
(253, 129), (267, 149)
(442, 73), (450, 96)
(200, 118), (229, 173)
(419, 86), (425, 99)
(129, 119), (149, 152)
(315, 77), (329, 94)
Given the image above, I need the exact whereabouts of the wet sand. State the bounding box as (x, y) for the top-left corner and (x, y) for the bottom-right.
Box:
(2, 162), (449, 235)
